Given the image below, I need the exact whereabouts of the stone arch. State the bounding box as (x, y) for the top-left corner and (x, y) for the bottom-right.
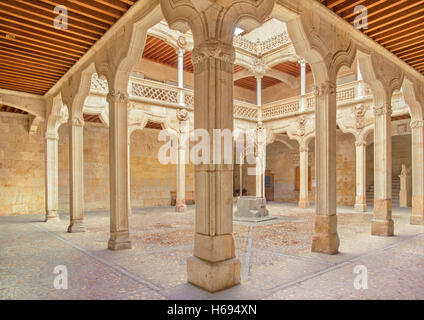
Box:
(402, 76), (424, 122)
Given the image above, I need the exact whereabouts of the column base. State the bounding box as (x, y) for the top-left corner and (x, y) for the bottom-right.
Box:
(311, 215), (339, 255)
(298, 200), (310, 208)
(187, 256), (241, 293)
(67, 219), (85, 233)
(175, 203), (186, 212)
(108, 231), (132, 250)
(411, 196), (424, 225)
(45, 210), (60, 222)
(410, 216), (424, 225)
(372, 199), (393, 236)
(354, 203), (367, 212)
(371, 219), (394, 236)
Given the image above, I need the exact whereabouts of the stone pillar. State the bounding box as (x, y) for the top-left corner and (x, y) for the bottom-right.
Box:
(399, 164), (411, 208)
(45, 133), (60, 222)
(128, 140), (132, 216)
(411, 120), (424, 224)
(311, 81), (339, 254)
(298, 144), (309, 208)
(177, 48), (185, 106)
(67, 116), (85, 233)
(107, 91), (131, 250)
(357, 61), (364, 98)
(299, 59), (306, 111)
(175, 108), (188, 212)
(255, 76), (263, 198)
(187, 41), (241, 292)
(372, 104), (394, 236)
(354, 140), (367, 212)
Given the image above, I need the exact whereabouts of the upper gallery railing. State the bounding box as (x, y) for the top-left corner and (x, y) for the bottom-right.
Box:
(90, 74), (400, 122)
(233, 31), (291, 55)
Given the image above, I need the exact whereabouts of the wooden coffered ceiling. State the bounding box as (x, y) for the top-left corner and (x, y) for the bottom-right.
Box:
(319, 0), (424, 75)
(142, 35), (246, 75)
(0, 104), (28, 114)
(0, 0), (137, 95)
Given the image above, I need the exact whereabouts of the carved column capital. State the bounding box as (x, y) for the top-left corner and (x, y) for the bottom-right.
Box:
(107, 90), (129, 103)
(410, 120), (424, 129)
(299, 145), (309, 153)
(374, 103), (392, 116)
(313, 81), (336, 97)
(355, 140), (367, 147)
(192, 41), (235, 66)
(176, 108), (188, 122)
(45, 133), (59, 141)
(70, 117), (84, 127)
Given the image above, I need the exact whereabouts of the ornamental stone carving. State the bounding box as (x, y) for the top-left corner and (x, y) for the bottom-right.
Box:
(374, 104), (392, 116)
(107, 90), (128, 103)
(250, 57), (268, 77)
(355, 140), (367, 147)
(354, 104), (367, 129)
(177, 36), (187, 50)
(70, 117), (84, 127)
(313, 81), (336, 97)
(191, 41), (235, 66)
(176, 108), (188, 122)
(297, 116), (306, 136)
(410, 120), (424, 129)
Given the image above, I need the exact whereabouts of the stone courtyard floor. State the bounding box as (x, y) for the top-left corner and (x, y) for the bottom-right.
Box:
(1, 202), (423, 300)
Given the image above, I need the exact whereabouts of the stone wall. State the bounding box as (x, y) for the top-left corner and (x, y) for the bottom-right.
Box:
(0, 114), (45, 215)
(57, 124), (195, 213)
(264, 131), (356, 206)
(366, 134), (412, 188)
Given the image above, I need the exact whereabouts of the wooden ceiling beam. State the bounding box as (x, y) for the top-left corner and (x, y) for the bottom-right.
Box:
(340, 0), (388, 20)
(385, 36), (424, 52)
(93, 0), (129, 12)
(0, 25), (87, 56)
(0, 38), (80, 63)
(67, 0), (122, 18)
(0, 69), (57, 86)
(346, 0), (411, 24)
(14, 0), (109, 31)
(364, 5), (424, 33)
(0, 20), (90, 51)
(0, 48), (73, 69)
(0, 4), (100, 42)
(39, 0), (116, 25)
(0, 62), (61, 79)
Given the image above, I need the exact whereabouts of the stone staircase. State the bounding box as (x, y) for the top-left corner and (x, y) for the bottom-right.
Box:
(366, 177), (400, 208)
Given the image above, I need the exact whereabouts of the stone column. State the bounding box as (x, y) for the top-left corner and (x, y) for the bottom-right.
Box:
(299, 59), (306, 111)
(107, 90), (131, 250)
(128, 140), (132, 216)
(399, 164), (411, 208)
(311, 81), (339, 254)
(357, 61), (364, 98)
(372, 104), (394, 236)
(175, 109), (188, 212)
(255, 76), (263, 198)
(177, 48), (185, 106)
(354, 140), (367, 212)
(187, 41), (240, 292)
(298, 143), (309, 208)
(67, 116), (85, 233)
(45, 133), (60, 222)
(411, 120), (424, 224)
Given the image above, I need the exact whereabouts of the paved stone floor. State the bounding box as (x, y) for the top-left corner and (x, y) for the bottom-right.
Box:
(1, 202), (423, 300)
